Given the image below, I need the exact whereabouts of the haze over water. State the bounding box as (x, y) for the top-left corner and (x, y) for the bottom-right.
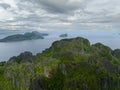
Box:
(0, 29), (120, 61)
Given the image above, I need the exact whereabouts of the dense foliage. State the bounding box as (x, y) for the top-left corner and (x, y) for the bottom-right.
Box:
(0, 37), (120, 90)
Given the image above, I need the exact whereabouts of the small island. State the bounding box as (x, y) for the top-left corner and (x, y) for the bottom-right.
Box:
(0, 31), (48, 42)
(59, 33), (68, 37)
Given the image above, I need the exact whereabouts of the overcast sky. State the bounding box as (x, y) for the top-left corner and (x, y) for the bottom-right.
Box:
(0, 0), (120, 31)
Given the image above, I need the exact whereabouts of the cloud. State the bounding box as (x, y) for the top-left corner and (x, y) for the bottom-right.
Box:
(0, 3), (11, 9)
(0, 0), (120, 31)
(33, 0), (83, 13)
(20, 0), (91, 14)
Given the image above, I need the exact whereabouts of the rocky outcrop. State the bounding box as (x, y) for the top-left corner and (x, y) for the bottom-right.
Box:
(8, 51), (33, 64)
(112, 49), (120, 59)
(30, 75), (47, 90)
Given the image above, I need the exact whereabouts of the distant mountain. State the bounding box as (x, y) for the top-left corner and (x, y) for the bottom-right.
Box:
(0, 37), (120, 90)
(0, 31), (48, 42)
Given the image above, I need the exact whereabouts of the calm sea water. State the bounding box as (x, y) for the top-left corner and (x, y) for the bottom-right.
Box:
(0, 30), (120, 61)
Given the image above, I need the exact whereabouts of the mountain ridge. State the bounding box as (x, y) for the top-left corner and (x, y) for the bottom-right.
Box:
(0, 37), (120, 90)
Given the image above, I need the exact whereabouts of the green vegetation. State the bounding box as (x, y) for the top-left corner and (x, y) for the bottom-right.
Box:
(0, 31), (48, 42)
(0, 37), (120, 90)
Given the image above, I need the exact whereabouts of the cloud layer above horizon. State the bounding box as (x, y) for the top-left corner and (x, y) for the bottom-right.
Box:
(0, 0), (120, 31)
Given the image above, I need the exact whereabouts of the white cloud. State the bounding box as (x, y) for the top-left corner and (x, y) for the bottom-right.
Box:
(0, 0), (120, 31)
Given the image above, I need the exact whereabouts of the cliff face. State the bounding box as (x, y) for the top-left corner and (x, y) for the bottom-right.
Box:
(0, 37), (120, 90)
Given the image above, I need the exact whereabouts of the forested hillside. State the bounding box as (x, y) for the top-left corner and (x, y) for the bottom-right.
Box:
(0, 37), (120, 90)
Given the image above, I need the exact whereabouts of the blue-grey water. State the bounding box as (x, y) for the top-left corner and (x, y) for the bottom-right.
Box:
(0, 30), (120, 61)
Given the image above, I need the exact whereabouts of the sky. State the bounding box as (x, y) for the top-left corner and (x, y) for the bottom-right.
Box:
(0, 0), (120, 31)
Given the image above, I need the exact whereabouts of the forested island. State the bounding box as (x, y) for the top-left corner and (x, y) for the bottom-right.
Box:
(0, 37), (120, 90)
(0, 31), (48, 42)
(59, 33), (68, 37)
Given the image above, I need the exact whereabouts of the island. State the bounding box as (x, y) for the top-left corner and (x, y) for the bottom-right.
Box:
(0, 31), (48, 42)
(59, 33), (68, 37)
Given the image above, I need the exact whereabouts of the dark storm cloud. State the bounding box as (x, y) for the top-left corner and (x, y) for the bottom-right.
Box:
(20, 0), (89, 14)
(0, 3), (11, 9)
(36, 0), (80, 13)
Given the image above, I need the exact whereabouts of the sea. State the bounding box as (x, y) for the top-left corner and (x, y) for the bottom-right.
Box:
(0, 29), (120, 61)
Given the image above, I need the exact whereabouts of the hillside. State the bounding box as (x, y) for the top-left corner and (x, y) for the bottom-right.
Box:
(0, 31), (48, 42)
(0, 37), (120, 90)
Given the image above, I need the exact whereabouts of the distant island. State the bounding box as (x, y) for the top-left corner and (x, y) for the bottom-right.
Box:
(0, 31), (48, 42)
(59, 33), (68, 37)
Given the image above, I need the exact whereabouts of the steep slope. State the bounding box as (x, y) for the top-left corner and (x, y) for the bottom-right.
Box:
(0, 37), (120, 90)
